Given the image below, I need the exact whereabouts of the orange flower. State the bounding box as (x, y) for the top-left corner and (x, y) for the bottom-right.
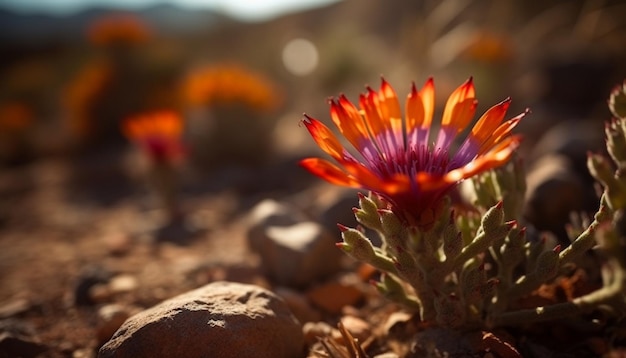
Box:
(462, 30), (513, 63)
(87, 13), (151, 46)
(181, 64), (281, 112)
(122, 111), (185, 164)
(300, 77), (528, 228)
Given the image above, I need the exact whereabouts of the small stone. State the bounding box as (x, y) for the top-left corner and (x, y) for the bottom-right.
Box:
(108, 275), (138, 294)
(337, 315), (371, 344)
(98, 281), (304, 358)
(302, 321), (337, 345)
(74, 265), (113, 306)
(306, 279), (364, 314)
(246, 199), (308, 253)
(384, 311), (415, 338)
(0, 320), (47, 358)
(265, 221), (343, 286)
(96, 304), (132, 347)
(0, 298), (31, 319)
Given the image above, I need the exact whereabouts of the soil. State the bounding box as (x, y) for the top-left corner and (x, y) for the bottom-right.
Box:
(0, 150), (294, 357)
(1, 149), (626, 358)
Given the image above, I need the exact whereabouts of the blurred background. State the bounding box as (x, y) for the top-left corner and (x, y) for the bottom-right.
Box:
(0, 0), (626, 236)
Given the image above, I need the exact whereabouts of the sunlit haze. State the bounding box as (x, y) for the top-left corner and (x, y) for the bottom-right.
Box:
(0, 0), (341, 20)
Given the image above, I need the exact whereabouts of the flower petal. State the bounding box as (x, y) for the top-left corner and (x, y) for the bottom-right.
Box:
(359, 88), (391, 156)
(420, 77), (435, 129)
(447, 135), (522, 183)
(301, 115), (349, 161)
(441, 77), (476, 131)
(299, 158), (359, 187)
(478, 108), (527, 155)
(330, 96), (372, 153)
(378, 78), (404, 149)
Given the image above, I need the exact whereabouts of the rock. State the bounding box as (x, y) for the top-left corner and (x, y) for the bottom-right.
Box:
(0, 319), (47, 358)
(108, 275), (138, 294)
(246, 199), (308, 253)
(302, 321), (337, 345)
(96, 304), (132, 347)
(0, 332), (47, 358)
(246, 199), (344, 287)
(260, 221), (343, 286)
(384, 311), (417, 338)
(0, 298), (31, 319)
(306, 276), (365, 314)
(338, 315), (371, 344)
(74, 265), (113, 306)
(98, 281), (304, 358)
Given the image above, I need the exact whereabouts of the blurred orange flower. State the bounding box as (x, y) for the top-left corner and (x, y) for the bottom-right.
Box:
(87, 13), (151, 46)
(462, 30), (513, 63)
(181, 64), (281, 112)
(63, 61), (112, 139)
(301, 77), (527, 228)
(122, 111), (185, 164)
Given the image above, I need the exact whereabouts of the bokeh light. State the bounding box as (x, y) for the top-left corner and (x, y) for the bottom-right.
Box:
(282, 38), (319, 76)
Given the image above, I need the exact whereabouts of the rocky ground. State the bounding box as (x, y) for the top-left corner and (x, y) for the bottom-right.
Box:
(1, 131), (626, 358)
(0, 149), (383, 357)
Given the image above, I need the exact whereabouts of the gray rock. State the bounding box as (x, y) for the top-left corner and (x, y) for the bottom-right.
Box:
(98, 281), (304, 358)
(261, 221), (343, 287)
(246, 199), (343, 287)
(246, 199), (308, 254)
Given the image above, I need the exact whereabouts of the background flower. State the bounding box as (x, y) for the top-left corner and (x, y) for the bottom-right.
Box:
(122, 110), (185, 165)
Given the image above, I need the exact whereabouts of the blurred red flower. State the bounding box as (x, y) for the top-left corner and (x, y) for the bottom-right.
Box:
(122, 111), (185, 165)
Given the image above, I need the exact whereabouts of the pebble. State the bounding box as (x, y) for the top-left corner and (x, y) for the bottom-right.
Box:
(0, 298), (31, 319)
(0, 319), (47, 358)
(96, 304), (132, 347)
(302, 321), (337, 345)
(74, 265), (113, 306)
(246, 199), (308, 254)
(338, 315), (372, 344)
(108, 274), (138, 294)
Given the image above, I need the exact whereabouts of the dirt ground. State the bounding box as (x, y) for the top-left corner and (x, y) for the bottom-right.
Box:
(2, 153), (626, 358)
(0, 150), (286, 357)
